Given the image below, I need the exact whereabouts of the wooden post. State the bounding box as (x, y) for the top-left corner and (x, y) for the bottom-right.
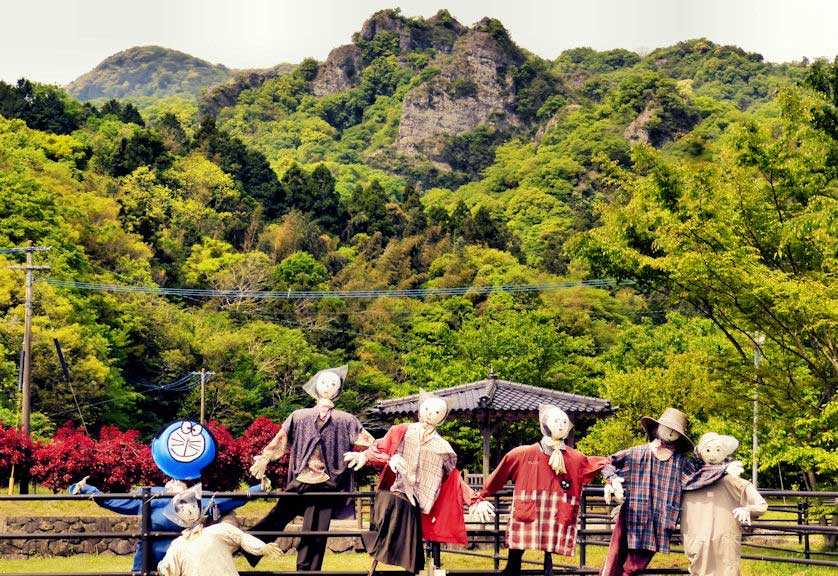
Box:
(7, 243), (50, 495)
(481, 423), (491, 480)
(200, 367), (206, 425)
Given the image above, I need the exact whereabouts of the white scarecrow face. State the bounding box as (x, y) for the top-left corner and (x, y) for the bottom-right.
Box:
(419, 397), (448, 426)
(542, 408), (571, 440)
(314, 371), (341, 400)
(656, 424), (680, 442)
(175, 499), (201, 526)
(697, 438), (728, 464)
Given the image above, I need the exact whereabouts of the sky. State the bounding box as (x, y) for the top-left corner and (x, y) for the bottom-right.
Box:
(3, 0), (838, 85)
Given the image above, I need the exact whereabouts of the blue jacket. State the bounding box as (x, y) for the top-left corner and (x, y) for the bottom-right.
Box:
(69, 483), (255, 571)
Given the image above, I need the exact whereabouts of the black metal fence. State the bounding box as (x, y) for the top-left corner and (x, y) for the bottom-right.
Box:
(1, 487), (836, 576)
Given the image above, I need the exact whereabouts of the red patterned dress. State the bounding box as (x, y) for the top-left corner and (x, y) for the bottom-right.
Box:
(480, 443), (608, 556)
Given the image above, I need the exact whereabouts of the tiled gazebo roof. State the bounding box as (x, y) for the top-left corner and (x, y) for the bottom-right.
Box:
(372, 371), (614, 421)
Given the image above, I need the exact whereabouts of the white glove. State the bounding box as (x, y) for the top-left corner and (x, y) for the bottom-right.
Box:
(344, 451), (367, 471)
(604, 476), (625, 505)
(725, 460), (744, 478)
(388, 454), (407, 476)
(469, 500), (496, 523)
(262, 542), (284, 558)
(250, 454), (269, 480)
(732, 506), (751, 525)
(260, 476), (272, 492)
(70, 476), (89, 495)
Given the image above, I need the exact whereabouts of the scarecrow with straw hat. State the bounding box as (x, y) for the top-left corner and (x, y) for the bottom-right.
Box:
(245, 365), (375, 571)
(599, 408), (744, 576)
(681, 433), (767, 576)
(343, 390), (494, 575)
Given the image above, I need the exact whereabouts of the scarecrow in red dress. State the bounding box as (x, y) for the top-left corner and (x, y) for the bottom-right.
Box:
(599, 408), (744, 576)
(480, 404), (609, 576)
(344, 390), (495, 575)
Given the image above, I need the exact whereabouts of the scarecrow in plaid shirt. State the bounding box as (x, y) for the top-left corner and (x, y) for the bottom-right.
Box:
(480, 404), (610, 576)
(599, 407), (744, 576)
(344, 390), (495, 575)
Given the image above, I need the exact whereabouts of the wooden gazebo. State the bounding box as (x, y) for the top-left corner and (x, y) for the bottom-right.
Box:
(369, 370), (616, 478)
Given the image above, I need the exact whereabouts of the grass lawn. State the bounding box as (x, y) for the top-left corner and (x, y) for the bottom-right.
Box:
(0, 546), (835, 575)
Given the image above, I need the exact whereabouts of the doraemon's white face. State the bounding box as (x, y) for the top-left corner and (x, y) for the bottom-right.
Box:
(657, 424), (680, 442)
(419, 397), (448, 426)
(542, 408), (571, 440)
(167, 422), (206, 462)
(314, 371), (341, 400)
(698, 438), (727, 464)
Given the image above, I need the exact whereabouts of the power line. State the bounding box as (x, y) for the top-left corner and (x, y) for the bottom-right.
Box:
(42, 278), (632, 300)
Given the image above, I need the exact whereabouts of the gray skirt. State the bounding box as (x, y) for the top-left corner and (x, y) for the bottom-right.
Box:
(362, 490), (424, 574)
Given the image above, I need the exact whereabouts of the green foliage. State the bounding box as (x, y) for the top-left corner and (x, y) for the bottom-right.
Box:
(442, 126), (506, 176)
(66, 46), (232, 100)
(0, 79), (87, 134)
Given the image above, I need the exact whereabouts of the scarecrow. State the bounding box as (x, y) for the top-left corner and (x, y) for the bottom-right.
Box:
(480, 405), (609, 576)
(157, 483), (283, 576)
(343, 390), (495, 574)
(69, 420), (252, 572)
(600, 408), (744, 576)
(681, 433), (767, 576)
(246, 365), (375, 571)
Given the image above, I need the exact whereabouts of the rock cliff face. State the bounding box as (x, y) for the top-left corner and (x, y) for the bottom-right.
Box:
(396, 19), (525, 165)
(310, 9), (467, 98)
(311, 45), (364, 97)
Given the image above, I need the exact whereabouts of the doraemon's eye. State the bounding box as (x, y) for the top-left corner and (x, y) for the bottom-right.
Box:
(190, 424), (203, 436)
(180, 422), (193, 434)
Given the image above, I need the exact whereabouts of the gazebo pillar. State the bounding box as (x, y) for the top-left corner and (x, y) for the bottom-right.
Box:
(481, 422), (492, 479)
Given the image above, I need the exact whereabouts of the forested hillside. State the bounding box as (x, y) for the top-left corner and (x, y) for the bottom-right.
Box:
(0, 9), (835, 489)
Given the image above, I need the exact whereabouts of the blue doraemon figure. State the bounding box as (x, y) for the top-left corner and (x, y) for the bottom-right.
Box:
(69, 420), (257, 572)
(152, 420), (217, 480)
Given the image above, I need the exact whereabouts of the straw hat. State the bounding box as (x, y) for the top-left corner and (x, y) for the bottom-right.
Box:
(640, 407), (694, 452)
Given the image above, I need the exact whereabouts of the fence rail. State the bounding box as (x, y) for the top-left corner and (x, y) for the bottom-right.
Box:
(0, 487), (836, 576)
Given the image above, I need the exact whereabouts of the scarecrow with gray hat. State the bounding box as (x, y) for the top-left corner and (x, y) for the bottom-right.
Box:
(599, 408), (744, 576)
(681, 433), (767, 576)
(245, 365), (375, 571)
(157, 483), (283, 576)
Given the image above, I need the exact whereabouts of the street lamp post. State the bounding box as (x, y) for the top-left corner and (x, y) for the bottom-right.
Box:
(752, 332), (765, 488)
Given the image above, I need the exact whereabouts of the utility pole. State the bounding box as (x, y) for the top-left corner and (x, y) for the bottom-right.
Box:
(752, 332), (765, 489)
(6, 243), (51, 438)
(191, 368), (215, 424)
(6, 242), (50, 494)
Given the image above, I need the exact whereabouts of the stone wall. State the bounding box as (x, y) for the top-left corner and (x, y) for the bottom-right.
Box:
(0, 516), (138, 560)
(0, 516), (364, 559)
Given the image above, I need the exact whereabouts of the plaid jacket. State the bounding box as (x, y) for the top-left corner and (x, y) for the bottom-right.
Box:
(602, 444), (726, 553)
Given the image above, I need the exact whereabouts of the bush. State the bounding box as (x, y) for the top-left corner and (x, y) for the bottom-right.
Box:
(238, 416), (289, 490)
(31, 423), (161, 492)
(0, 423), (38, 485)
(199, 421), (244, 491)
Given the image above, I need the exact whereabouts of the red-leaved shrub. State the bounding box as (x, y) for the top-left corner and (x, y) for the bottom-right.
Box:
(31, 422), (97, 492)
(200, 421), (244, 491)
(238, 416), (289, 490)
(0, 423), (38, 482)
